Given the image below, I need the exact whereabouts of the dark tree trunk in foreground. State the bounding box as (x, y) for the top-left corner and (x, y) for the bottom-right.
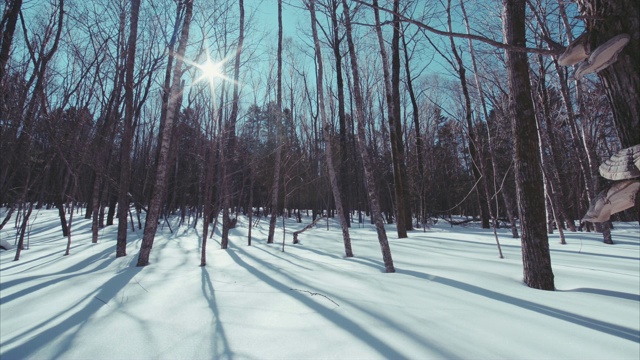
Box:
(116, 0), (141, 258)
(137, 0), (193, 267)
(503, 0), (554, 290)
(576, 0), (640, 148)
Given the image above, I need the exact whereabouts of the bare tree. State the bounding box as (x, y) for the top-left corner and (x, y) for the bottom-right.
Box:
(116, 0), (141, 257)
(372, 0), (411, 237)
(342, 0), (394, 273)
(137, 0), (194, 267)
(306, 0), (353, 257)
(267, 0), (284, 244)
(502, 0), (554, 290)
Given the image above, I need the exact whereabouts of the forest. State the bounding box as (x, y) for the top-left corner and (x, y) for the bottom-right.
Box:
(1, 0), (639, 292)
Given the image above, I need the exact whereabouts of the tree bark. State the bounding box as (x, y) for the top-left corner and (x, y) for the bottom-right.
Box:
(0, 0), (22, 84)
(372, 0), (410, 237)
(13, 202), (33, 261)
(342, 0), (394, 272)
(116, 0), (141, 258)
(267, 0), (284, 244)
(329, 0), (351, 229)
(307, 0), (353, 257)
(137, 0), (193, 267)
(575, 0), (640, 148)
(502, 0), (554, 290)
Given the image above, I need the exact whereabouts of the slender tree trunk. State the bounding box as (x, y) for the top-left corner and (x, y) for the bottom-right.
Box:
(268, 0), (284, 244)
(0, 205), (15, 231)
(137, 0), (193, 267)
(13, 202), (33, 261)
(446, 0), (490, 229)
(342, 0), (394, 272)
(220, 0), (244, 250)
(401, 29), (425, 225)
(372, 0), (409, 237)
(307, 0), (353, 257)
(503, 0), (554, 290)
(64, 199), (74, 256)
(329, 0), (351, 229)
(116, 0), (141, 258)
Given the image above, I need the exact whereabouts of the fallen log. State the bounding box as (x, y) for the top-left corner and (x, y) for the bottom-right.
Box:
(293, 215), (326, 244)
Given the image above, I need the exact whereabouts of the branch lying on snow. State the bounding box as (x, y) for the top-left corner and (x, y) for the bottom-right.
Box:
(292, 215), (326, 244)
(290, 288), (340, 307)
(438, 216), (480, 226)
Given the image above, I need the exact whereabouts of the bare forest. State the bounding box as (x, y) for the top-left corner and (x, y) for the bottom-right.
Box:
(1, 0), (639, 291)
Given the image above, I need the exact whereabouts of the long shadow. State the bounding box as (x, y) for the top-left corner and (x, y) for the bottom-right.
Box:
(200, 267), (233, 359)
(562, 288), (640, 302)
(1, 258), (142, 359)
(0, 247), (115, 303)
(252, 245), (313, 270)
(226, 247), (454, 359)
(399, 269), (640, 343)
(428, 235), (639, 261)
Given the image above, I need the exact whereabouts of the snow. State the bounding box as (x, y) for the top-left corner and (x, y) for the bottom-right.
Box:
(1, 209), (639, 359)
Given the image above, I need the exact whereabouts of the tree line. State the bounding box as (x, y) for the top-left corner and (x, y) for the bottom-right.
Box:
(1, 0), (638, 290)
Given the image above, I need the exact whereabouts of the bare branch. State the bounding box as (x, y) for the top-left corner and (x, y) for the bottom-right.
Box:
(353, 0), (561, 56)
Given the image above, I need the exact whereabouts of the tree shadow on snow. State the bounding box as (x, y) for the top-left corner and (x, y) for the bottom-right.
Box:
(562, 288), (640, 302)
(1, 257), (143, 359)
(224, 246), (457, 359)
(200, 267), (234, 359)
(398, 269), (640, 343)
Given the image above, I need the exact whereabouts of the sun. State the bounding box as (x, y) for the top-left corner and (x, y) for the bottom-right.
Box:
(185, 53), (232, 88)
(199, 59), (224, 81)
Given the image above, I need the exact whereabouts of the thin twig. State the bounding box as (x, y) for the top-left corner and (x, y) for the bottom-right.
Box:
(290, 288), (340, 307)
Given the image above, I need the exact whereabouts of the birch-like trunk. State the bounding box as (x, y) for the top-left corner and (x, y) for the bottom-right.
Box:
(342, 0), (394, 272)
(137, 0), (194, 267)
(306, 0), (353, 257)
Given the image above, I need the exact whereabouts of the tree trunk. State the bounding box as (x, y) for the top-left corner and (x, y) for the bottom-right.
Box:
(137, 0), (193, 267)
(502, 0), (554, 290)
(13, 202), (33, 261)
(372, 0), (410, 238)
(0, 0), (23, 84)
(575, 0), (640, 148)
(307, 0), (353, 257)
(267, 0), (284, 244)
(55, 198), (69, 237)
(342, 0), (394, 272)
(329, 0), (351, 229)
(116, 0), (141, 258)
(446, 0), (490, 229)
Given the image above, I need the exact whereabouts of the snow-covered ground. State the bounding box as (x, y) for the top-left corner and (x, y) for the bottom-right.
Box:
(1, 209), (639, 359)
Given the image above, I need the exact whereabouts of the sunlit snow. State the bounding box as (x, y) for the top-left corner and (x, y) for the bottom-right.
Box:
(1, 209), (638, 359)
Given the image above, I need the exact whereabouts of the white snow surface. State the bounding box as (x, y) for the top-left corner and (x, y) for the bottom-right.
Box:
(1, 210), (639, 360)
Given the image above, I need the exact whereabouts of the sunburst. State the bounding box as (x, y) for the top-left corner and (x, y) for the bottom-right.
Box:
(184, 52), (234, 95)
